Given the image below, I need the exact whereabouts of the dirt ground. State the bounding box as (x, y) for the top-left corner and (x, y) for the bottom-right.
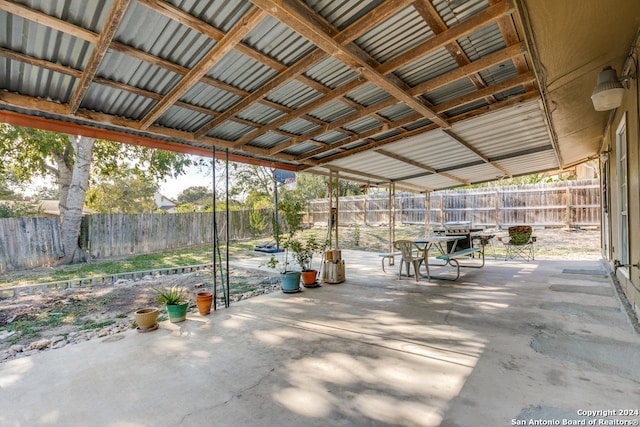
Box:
(0, 267), (279, 355)
(0, 227), (602, 356)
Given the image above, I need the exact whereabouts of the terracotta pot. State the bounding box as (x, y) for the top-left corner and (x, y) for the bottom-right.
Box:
(196, 291), (213, 315)
(301, 270), (318, 286)
(134, 307), (159, 330)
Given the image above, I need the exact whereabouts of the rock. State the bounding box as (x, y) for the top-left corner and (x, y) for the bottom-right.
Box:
(0, 351), (10, 361)
(51, 340), (68, 349)
(9, 344), (24, 354)
(50, 336), (65, 345)
(29, 339), (51, 350)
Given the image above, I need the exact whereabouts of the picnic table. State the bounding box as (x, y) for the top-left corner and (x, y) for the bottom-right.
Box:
(414, 235), (485, 281)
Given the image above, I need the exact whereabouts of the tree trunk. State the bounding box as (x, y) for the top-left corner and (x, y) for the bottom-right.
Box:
(54, 150), (73, 218)
(59, 136), (94, 264)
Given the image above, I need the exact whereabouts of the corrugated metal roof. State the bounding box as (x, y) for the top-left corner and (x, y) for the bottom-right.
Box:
(266, 80), (322, 109)
(206, 50), (277, 92)
(117, 3), (215, 69)
(181, 82), (241, 112)
(355, 5), (433, 63)
(0, 0), (568, 191)
(243, 15), (315, 66)
(168, 0), (251, 33)
(345, 83), (391, 107)
(158, 106), (212, 132)
(307, 0), (384, 30)
(277, 118), (321, 135)
(304, 56), (358, 89)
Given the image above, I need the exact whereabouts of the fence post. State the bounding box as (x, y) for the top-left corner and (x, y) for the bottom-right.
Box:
(566, 187), (572, 228)
(495, 189), (500, 229)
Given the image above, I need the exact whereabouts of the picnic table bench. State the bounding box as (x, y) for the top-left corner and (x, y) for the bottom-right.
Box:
(433, 247), (484, 280)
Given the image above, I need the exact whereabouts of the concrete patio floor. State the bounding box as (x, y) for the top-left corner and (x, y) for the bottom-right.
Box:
(1, 251), (639, 427)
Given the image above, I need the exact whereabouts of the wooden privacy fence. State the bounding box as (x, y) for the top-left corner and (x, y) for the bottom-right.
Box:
(80, 211), (269, 258)
(306, 179), (601, 229)
(0, 217), (64, 272)
(0, 210), (272, 273)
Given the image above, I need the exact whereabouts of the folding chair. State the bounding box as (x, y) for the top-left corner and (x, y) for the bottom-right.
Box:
(393, 240), (424, 282)
(500, 226), (536, 261)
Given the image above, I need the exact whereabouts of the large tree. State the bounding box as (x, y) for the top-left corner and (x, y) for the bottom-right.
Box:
(0, 125), (193, 264)
(176, 186), (212, 207)
(85, 174), (159, 214)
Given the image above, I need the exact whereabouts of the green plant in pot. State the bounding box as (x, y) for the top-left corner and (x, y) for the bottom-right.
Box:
(286, 235), (327, 287)
(264, 248), (300, 293)
(155, 286), (189, 323)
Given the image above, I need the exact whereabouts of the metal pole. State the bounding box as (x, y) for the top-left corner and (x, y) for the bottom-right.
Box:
(225, 148), (230, 308)
(212, 150), (217, 311)
(273, 169), (279, 251)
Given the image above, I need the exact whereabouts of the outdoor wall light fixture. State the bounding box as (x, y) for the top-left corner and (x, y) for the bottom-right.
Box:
(591, 66), (636, 111)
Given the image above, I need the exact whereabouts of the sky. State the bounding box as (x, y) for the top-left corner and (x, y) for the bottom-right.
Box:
(161, 165), (213, 199)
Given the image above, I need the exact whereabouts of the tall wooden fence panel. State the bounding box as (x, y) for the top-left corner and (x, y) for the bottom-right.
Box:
(306, 180), (600, 229)
(0, 217), (63, 273)
(82, 211), (266, 259)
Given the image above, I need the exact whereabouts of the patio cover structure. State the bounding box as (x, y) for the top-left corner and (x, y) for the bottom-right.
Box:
(1, 0), (636, 192)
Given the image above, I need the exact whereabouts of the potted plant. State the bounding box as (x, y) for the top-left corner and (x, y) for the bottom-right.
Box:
(264, 250), (301, 293)
(286, 235), (326, 287)
(155, 286), (189, 323)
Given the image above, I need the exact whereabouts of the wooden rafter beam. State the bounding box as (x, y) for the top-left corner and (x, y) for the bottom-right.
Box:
(139, 6), (267, 129)
(409, 43), (523, 96)
(0, 0), (98, 42)
(295, 72), (532, 161)
(413, 0), (496, 104)
(377, 1), (509, 75)
(251, 0), (450, 128)
(193, 0), (415, 139)
(273, 44), (523, 158)
(433, 73), (533, 114)
(137, 0), (286, 73)
(68, 0), (131, 114)
(309, 91), (538, 165)
(442, 129), (513, 178)
(0, 47), (229, 119)
(375, 149), (437, 174)
(488, 0), (534, 92)
(231, 0), (511, 153)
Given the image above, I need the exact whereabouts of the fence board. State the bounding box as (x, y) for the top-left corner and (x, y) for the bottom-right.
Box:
(1, 180), (599, 272)
(0, 217), (63, 272)
(306, 179), (600, 229)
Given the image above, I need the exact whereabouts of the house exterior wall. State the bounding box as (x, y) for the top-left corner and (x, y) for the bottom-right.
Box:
(601, 73), (640, 320)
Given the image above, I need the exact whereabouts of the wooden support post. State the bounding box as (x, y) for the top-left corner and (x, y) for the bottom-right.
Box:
(425, 191), (431, 237)
(388, 183), (396, 265)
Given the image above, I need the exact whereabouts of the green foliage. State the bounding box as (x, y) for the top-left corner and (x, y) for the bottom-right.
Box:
(85, 174), (159, 214)
(176, 186), (212, 206)
(0, 201), (43, 218)
(353, 223), (360, 247)
(0, 124), (194, 203)
(154, 286), (187, 305)
(248, 208), (269, 237)
(283, 235), (327, 271)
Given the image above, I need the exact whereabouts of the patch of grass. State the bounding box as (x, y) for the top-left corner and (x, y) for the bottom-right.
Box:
(79, 320), (115, 330)
(0, 244), (218, 288)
